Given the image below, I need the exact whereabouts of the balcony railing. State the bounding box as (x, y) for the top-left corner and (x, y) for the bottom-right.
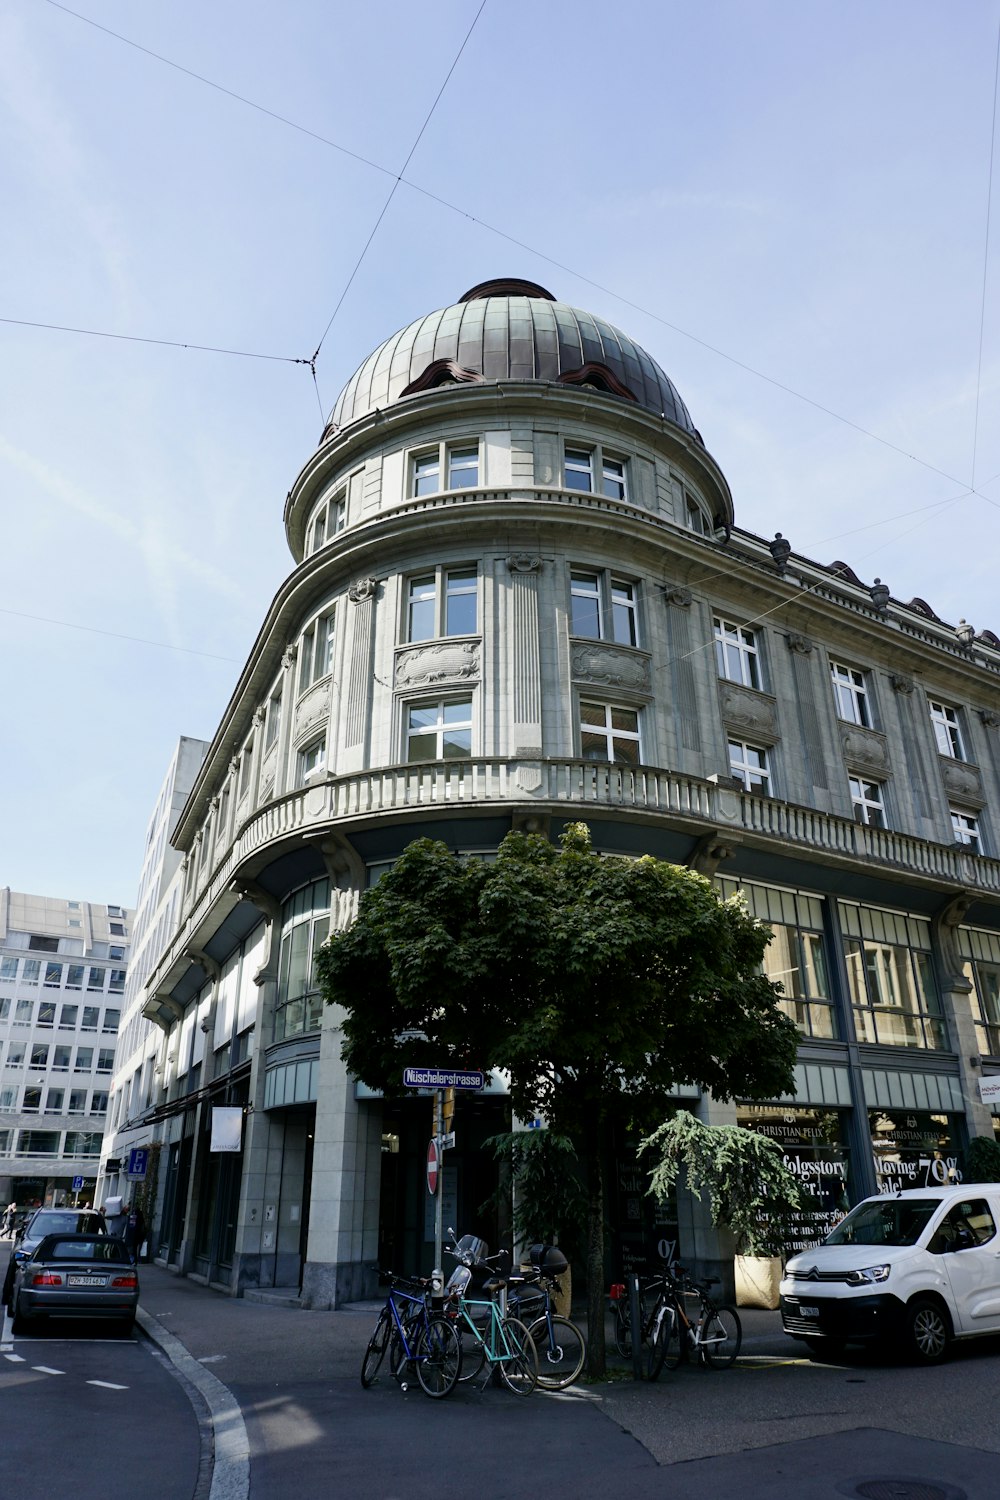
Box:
(149, 759), (1000, 1003)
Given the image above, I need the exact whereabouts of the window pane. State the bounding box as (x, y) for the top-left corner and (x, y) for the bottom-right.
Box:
(445, 570), (477, 635)
(22, 960), (40, 983)
(407, 731), (437, 761)
(581, 728), (609, 760)
(602, 458), (626, 501)
(610, 735), (640, 766)
(65, 965), (84, 989)
(60, 1005), (78, 1029)
(87, 968), (106, 991)
(414, 453), (441, 496)
(611, 581), (637, 646)
(82, 1007), (99, 1030)
(564, 448), (593, 492)
(570, 572), (601, 638)
(408, 704), (438, 731)
(442, 727), (471, 758)
(448, 447), (478, 488)
(408, 576), (436, 642)
(44, 962), (63, 987)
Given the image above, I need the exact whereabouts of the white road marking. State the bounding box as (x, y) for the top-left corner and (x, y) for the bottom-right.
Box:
(198, 1354), (225, 1364)
(31, 1365), (65, 1375)
(88, 1380), (129, 1390)
(4, 1353), (25, 1363)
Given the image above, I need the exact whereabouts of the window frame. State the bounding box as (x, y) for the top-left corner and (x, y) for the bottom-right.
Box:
(307, 485), (347, 554)
(850, 775), (887, 829)
(296, 736), (327, 787)
(830, 660), (872, 728)
(929, 700), (967, 761)
(568, 568), (640, 647)
(578, 700), (642, 766)
(410, 440), (480, 498)
(562, 443), (629, 501)
(404, 566), (479, 643)
(727, 739), (771, 793)
(404, 696), (474, 763)
(297, 608), (336, 694)
(951, 809), (982, 853)
(714, 616), (762, 690)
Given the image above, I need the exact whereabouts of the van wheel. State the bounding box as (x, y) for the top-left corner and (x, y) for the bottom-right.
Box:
(904, 1298), (950, 1363)
(803, 1337), (845, 1361)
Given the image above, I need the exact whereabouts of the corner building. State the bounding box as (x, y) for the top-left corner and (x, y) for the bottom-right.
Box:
(137, 278), (1000, 1303)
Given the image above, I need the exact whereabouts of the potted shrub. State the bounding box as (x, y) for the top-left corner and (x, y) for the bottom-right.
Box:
(639, 1110), (804, 1310)
(481, 1130), (586, 1315)
(965, 1135), (1000, 1182)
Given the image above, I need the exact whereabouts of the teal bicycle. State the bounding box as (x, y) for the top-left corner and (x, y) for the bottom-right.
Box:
(444, 1237), (539, 1395)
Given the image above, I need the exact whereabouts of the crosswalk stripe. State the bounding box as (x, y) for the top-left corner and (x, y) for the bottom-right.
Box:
(87, 1380), (129, 1390)
(4, 1353), (25, 1363)
(31, 1365), (65, 1375)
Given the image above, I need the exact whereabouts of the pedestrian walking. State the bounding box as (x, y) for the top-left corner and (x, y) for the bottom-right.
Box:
(124, 1203), (146, 1263)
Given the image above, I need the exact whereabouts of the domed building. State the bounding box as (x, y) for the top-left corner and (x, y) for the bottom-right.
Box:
(104, 280), (1000, 1306)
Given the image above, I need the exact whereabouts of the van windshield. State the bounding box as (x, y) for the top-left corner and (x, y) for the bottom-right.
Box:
(824, 1199), (938, 1247)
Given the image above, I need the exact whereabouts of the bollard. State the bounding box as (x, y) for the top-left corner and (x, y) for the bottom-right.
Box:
(628, 1273), (643, 1380)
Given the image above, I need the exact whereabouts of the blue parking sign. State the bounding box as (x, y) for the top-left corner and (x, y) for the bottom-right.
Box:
(71, 1175), (85, 1191)
(127, 1148), (149, 1179)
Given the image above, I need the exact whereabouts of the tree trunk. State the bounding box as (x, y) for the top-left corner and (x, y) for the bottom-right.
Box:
(583, 1117), (606, 1379)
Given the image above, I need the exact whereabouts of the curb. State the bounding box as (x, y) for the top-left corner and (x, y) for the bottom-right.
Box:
(137, 1306), (250, 1500)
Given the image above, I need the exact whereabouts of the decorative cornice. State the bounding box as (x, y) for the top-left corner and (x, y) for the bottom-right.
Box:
(294, 681), (331, 736)
(570, 644), (650, 692)
(349, 577), (379, 604)
(395, 640), (480, 689)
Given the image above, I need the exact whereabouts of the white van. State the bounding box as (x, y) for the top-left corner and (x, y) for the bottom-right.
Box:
(779, 1184), (1000, 1363)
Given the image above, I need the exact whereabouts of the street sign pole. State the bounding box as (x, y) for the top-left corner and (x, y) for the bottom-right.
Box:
(432, 1089), (444, 1298)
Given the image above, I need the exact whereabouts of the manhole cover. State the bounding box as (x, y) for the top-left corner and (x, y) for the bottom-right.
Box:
(853, 1483), (958, 1500)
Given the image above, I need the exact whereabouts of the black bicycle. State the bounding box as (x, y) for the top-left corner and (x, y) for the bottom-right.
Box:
(505, 1244), (585, 1390)
(646, 1265), (742, 1380)
(360, 1273), (462, 1398)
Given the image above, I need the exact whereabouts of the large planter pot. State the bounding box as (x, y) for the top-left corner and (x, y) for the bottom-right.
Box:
(551, 1266), (572, 1319)
(734, 1254), (782, 1310)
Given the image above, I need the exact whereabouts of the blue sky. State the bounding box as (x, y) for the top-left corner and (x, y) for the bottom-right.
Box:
(2, 0), (999, 904)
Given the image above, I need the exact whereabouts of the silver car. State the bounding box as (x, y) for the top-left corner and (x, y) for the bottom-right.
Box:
(9, 1234), (138, 1334)
(2, 1208), (107, 1306)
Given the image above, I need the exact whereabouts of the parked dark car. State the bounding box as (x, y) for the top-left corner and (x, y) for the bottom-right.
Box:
(2, 1208), (106, 1306)
(9, 1234), (138, 1333)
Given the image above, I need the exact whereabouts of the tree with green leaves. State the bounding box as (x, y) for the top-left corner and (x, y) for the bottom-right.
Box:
(316, 823), (798, 1376)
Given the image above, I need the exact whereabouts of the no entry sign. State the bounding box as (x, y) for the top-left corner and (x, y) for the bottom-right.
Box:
(426, 1138), (441, 1196)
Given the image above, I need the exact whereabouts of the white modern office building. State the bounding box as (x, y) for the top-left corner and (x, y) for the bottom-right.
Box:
(0, 889), (133, 1208)
(127, 277), (1000, 1304)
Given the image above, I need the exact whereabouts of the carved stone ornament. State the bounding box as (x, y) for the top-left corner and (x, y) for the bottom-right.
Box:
(941, 760), (985, 806)
(349, 577), (379, 604)
(253, 705), (266, 726)
(719, 682), (779, 739)
(570, 644), (650, 692)
(515, 762), (545, 794)
(395, 640), (480, 689)
(841, 726), (889, 772)
(281, 644), (298, 670)
(506, 552), (542, 574)
(786, 632), (813, 655)
(890, 673), (915, 694)
(979, 708), (1000, 729)
(664, 585), (693, 608)
(294, 681), (330, 736)
(229, 757), (239, 779)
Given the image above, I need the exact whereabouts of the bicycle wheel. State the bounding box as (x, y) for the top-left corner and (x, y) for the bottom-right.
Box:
(527, 1314), (586, 1389)
(497, 1317), (538, 1396)
(456, 1321), (488, 1382)
(415, 1316), (462, 1399)
(700, 1304), (742, 1369)
(360, 1308), (392, 1388)
(646, 1300), (682, 1381)
(613, 1303), (632, 1357)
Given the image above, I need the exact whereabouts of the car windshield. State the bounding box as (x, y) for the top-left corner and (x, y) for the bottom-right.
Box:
(824, 1198), (939, 1247)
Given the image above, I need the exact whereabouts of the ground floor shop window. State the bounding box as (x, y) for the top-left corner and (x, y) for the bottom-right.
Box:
(738, 1106), (851, 1251)
(717, 878), (836, 1040)
(840, 902), (947, 1050)
(869, 1109), (960, 1193)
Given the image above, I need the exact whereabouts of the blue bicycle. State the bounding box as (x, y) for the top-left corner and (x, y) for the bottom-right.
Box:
(360, 1274), (462, 1398)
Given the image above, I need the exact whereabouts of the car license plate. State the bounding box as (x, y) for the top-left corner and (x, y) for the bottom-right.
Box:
(67, 1275), (106, 1287)
(799, 1304), (820, 1318)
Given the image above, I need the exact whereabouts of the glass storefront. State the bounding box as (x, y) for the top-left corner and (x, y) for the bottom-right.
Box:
(274, 879), (330, 1042)
(841, 903), (946, 1050)
(717, 879), (836, 1040)
(738, 1106), (851, 1251)
(958, 926), (1000, 1059)
(868, 1109), (960, 1193)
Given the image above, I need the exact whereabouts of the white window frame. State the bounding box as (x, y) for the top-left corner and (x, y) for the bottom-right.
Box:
(264, 685), (283, 752)
(404, 566), (478, 643)
(404, 697), (474, 763)
(411, 441), (480, 498)
(308, 486), (347, 554)
(850, 776), (887, 828)
(684, 492), (712, 535)
(579, 701), (642, 765)
(830, 660), (871, 727)
(569, 569), (640, 646)
(296, 737), (327, 787)
(728, 739), (770, 792)
(714, 616), (761, 689)
(929, 700), (967, 761)
(563, 444), (629, 501)
(298, 609), (336, 694)
(952, 809), (982, 852)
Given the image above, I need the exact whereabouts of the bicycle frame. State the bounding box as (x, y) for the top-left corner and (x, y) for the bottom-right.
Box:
(453, 1295), (523, 1372)
(385, 1284), (434, 1368)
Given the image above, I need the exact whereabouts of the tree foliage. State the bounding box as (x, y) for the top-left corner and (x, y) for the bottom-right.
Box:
(479, 1131), (586, 1259)
(316, 823), (799, 1373)
(965, 1135), (1000, 1183)
(640, 1110), (804, 1257)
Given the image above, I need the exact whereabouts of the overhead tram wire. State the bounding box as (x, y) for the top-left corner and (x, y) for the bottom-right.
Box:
(0, 606), (241, 664)
(309, 0), (488, 368)
(0, 316), (310, 365)
(971, 14), (1000, 492)
(38, 0), (989, 504)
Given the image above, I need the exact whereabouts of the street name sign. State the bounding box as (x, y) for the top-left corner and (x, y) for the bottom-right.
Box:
(403, 1066), (485, 1090)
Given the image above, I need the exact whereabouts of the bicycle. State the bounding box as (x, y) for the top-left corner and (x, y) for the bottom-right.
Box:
(443, 1236), (539, 1395)
(646, 1265), (742, 1380)
(505, 1244), (585, 1390)
(360, 1274), (462, 1398)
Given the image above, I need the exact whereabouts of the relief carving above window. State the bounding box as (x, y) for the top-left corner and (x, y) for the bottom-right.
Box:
(570, 644), (650, 692)
(395, 641), (481, 689)
(941, 761), (985, 806)
(840, 726), (889, 772)
(719, 682), (779, 740)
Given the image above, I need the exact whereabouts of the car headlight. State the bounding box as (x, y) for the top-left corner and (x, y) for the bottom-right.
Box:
(845, 1264), (890, 1286)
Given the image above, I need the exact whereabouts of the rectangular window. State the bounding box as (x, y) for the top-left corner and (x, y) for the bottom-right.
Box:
(569, 570), (639, 646)
(565, 445), (629, 499)
(64, 1131), (102, 1157)
(580, 701), (641, 765)
(413, 449), (442, 496)
(6, 1043), (26, 1067)
(952, 809), (981, 852)
(830, 661), (870, 727)
(850, 777), (887, 828)
(564, 447), (593, 493)
(81, 1006), (99, 1031)
(107, 904), (123, 917)
(103, 1009), (121, 1032)
(28, 934), (59, 953)
(23, 1087), (42, 1112)
(0, 957), (18, 981)
(296, 737), (327, 787)
(29, 1044), (49, 1071)
(65, 965), (84, 989)
(108, 945), (126, 962)
(405, 699), (473, 762)
(109, 971), (126, 992)
(714, 616), (761, 689)
(52, 1046), (71, 1072)
(0, 1088), (16, 1109)
(15, 1000), (33, 1024)
(97, 1049), (115, 1073)
(298, 612), (336, 692)
(933, 700), (970, 759)
(602, 455), (627, 501)
(45, 1089), (64, 1114)
(963, 958), (1000, 1057)
(109, 922), (126, 936)
(43, 962), (63, 988)
(90, 1090), (109, 1114)
(728, 739), (770, 792)
(448, 446), (479, 489)
(74, 1048), (93, 1072)
(86, 968), (105, 992)
(59, 1004), (78, 1029)
(16, 1130), (60, 1156)
(685, 494), (711, 534)
(238, 741), (254, 798)
(841, 902), (945, 1050)
(406, 568), (478, 642)
(68, 1089), (87, 1113)
(36, 1002), (56, 1029)
(264, 687), (283, 751)
(21, 959), (40, 985)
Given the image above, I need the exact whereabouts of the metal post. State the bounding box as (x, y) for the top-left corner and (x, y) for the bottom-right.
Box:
(432, 1089), (444, 1298)
(628, 1273), (643, 1381)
